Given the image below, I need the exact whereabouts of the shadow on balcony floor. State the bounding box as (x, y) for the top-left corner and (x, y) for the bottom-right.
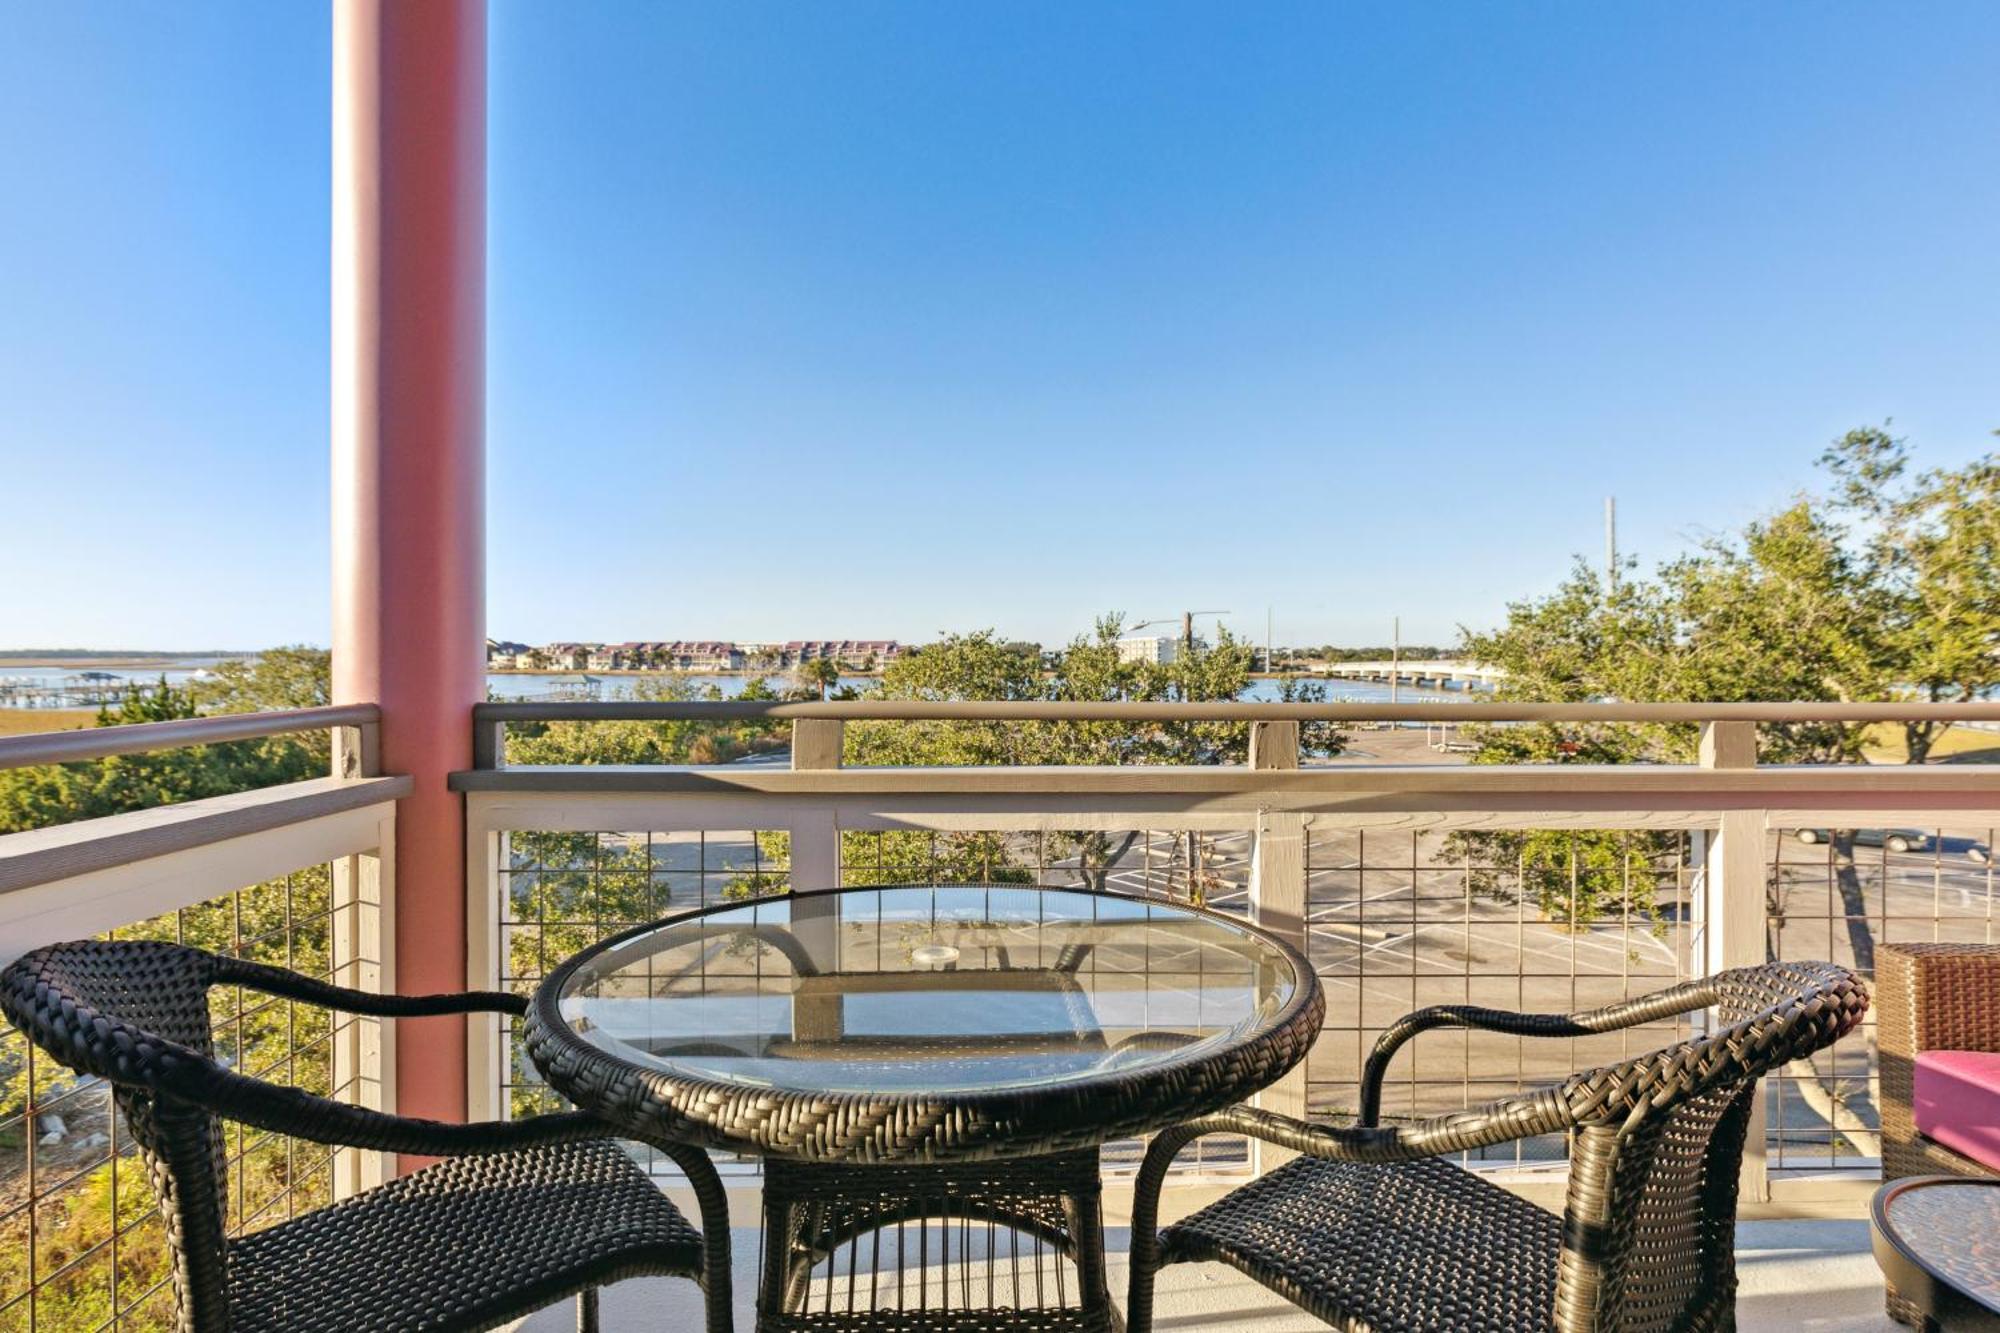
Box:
(506, 1220), (1928, 1331)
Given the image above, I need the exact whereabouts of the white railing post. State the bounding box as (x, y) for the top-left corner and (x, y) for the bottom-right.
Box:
(1249, 721), (1309, 1158)
(1699, 719), (1768, 1203)
(332, 814), (395, 1196)
(330, 724), (394, 1195)
(789, 720), (845, 893)
(463, 824), (506, 1125)
(790, 721), (845, 989)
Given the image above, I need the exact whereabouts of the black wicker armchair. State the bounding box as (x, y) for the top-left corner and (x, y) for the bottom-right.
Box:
(1128, 960), (1869, 1333)
(1, 939), (733, 1333)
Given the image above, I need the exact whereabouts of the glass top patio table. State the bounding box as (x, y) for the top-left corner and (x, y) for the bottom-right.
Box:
(1872, 1175), (2000, 1321)
(524, 883), (1323, 1163)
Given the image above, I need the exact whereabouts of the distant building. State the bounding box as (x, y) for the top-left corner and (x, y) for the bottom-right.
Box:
(783, 640), (904, 668)
(1116, 636), (1177, 666)
(661, 641), (743, 672)
(522, 638), (900, 672)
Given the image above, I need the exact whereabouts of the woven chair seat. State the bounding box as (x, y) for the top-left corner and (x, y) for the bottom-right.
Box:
(226, 1139), (702, 1333)
(1161, 1154), (1561, 1332)
(1129, 963), (1868, 1333)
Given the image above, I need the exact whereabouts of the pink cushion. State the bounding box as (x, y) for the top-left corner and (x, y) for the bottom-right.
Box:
(1914, 1050), (2000, 1171)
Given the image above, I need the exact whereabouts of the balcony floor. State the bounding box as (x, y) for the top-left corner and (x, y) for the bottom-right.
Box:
(506, 1220), (1926, 1331)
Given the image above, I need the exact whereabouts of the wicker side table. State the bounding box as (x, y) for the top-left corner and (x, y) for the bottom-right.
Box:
(1873, 1176), (2000, 1331)
(527, 883), (1323, 1332)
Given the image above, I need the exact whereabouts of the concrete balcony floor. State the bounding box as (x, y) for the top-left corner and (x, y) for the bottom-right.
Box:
(507, 1221), (1941, 1331)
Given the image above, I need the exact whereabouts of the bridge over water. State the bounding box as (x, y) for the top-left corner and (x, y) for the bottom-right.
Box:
(1317, 659), (1507, 691)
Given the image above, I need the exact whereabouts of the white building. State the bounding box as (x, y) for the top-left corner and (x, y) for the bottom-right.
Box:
(1116, 635), (1176, 666)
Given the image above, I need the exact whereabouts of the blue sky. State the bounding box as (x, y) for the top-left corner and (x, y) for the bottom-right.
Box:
(2, 3), (1997, 652)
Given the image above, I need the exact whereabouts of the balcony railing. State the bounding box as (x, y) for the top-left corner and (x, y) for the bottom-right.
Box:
(0, 693), (1993, 1328)
(459, 696), (2000, 1217)
(0, 706), (403, 1331)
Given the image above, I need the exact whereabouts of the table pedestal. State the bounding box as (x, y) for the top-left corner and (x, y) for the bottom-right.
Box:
(759, 1149), (1115, 1332)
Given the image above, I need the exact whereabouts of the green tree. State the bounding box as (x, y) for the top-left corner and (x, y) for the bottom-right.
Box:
(190, 645), (332, 715)
(1450, 426), (1998, 925)
(1820, 426), (2000, 763)
(841, 616), (1345, 890)
(506, 674), (784, 765)
(846, 617), (1343, 769)
(797, 656), (843, 700)
(191, 644), (337, 767)
(0, 679), (325, 836)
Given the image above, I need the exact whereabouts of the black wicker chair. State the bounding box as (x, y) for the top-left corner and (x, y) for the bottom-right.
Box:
(1, 939), (734, 1333)
(1127, 960), (1869, 1333)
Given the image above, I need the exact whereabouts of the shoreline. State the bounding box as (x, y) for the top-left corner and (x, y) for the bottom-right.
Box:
(488, 664), (888, 676)
(0, 656), (234, 670)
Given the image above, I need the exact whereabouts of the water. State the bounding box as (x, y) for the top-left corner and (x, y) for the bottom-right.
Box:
(0, 661), (232, 708)
(1240, 676), (1469, 705)
(489, 672), (1474, 705)
(486, 671), (864, 701)
(0, 662), (1480, 708)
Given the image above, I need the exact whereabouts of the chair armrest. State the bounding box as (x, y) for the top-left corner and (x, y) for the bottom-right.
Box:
(1359, 979), (1717, 1124)
(210, 954), (527, 1018)
(151, 1050), (606, 1156)
(1130, 1092), (1572, 1253)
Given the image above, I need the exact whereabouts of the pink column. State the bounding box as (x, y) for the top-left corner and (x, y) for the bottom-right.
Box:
(332, 0), (486, 1150)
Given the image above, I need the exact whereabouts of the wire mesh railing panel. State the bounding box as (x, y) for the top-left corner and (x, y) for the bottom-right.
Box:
(1303, 827), (1697, 1168)
(835, 828), (1253, 1174)
(834, 827), (1251, 914)
(1766, 823), (1998, 1173)
(0, 865), (364, 1333)
(497, 828), (792, 1173)
(495, 827), (1257, 1179)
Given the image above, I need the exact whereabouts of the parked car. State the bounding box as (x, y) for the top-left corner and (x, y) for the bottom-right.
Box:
(1793, 827), (1930, 854)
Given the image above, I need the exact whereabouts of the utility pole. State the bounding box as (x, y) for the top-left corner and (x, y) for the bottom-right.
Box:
(1128, 611), (1230, 663)
(1390, 615), (1401, 705)
(1605, 496), (1618, 589)
(1265, 605), (1273, 674)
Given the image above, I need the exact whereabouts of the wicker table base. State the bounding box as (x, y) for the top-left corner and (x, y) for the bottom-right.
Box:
(759, 1149), (1115, 1333)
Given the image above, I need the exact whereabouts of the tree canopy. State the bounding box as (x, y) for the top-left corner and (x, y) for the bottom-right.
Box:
(846, 615), (1343, 767)
(1463, 427), (1999, 769)
(0, 647), (335, 835)
(1452, 426), (2000, 923)
(831, 615), (1342, 897)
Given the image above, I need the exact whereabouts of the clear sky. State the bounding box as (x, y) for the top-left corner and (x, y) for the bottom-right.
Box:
(3, 3), (1997, 652)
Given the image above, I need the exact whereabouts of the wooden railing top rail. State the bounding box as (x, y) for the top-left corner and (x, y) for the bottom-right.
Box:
(0, 774), (411, 898)
(474, 699), (2000, 725)
(0, 703), (381, 772)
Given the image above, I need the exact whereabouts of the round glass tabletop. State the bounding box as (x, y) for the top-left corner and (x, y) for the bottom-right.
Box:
(1875, 1177), (2000, 1314)
(548, 884), (1309, 1097)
